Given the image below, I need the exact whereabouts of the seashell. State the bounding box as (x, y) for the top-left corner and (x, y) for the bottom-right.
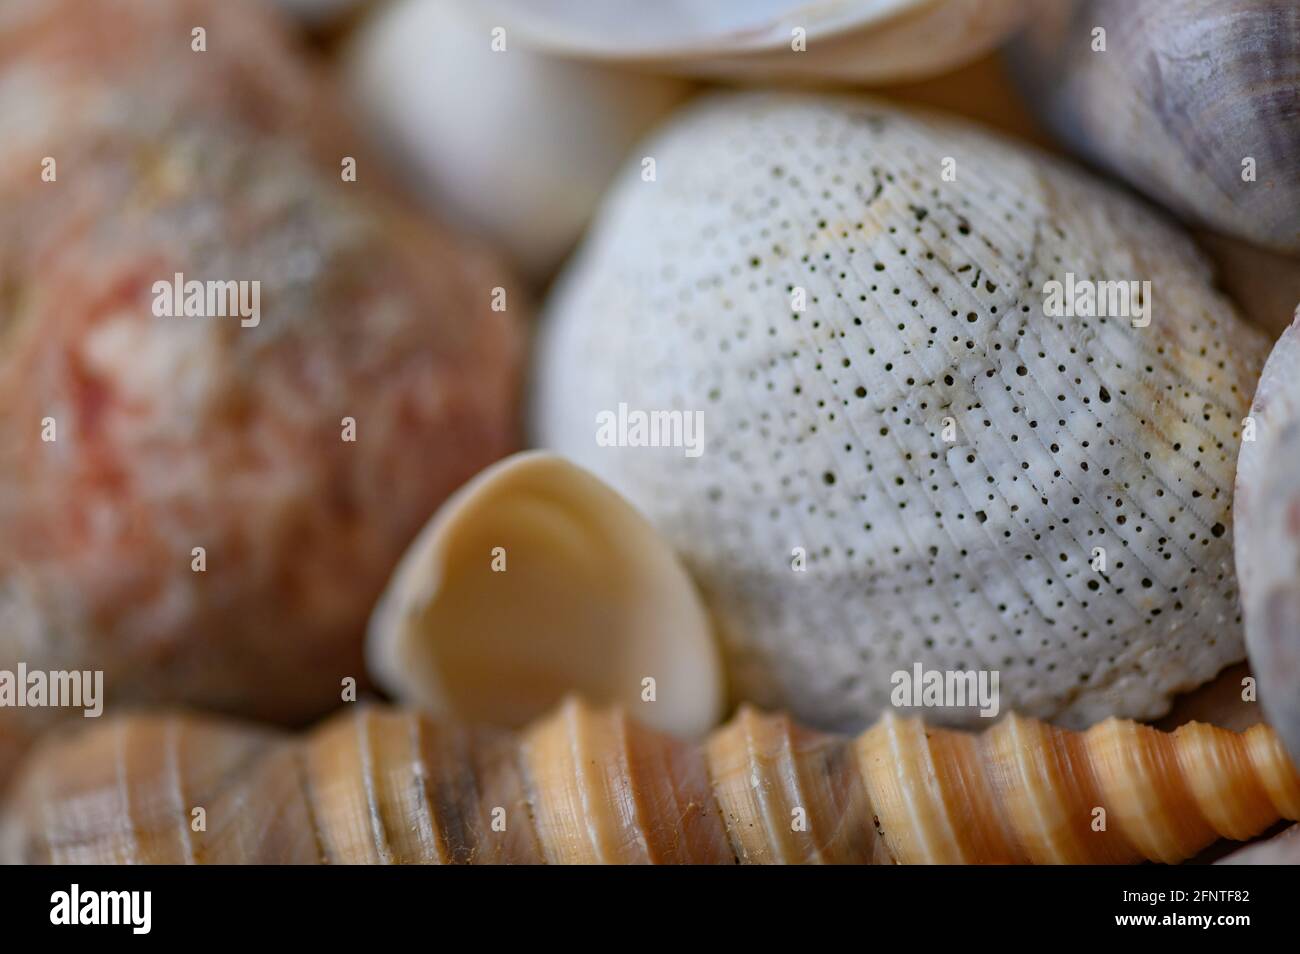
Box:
(1234, 311), (1300, 764)
(475, 0), (1031, 85)
(3, 700), (1297, 864)
(367, 451), (724, 737)
(0, 0), (353, 165)
(1007, 0), (1300, 252)
(345, 0), (691, 281)
(1218, 823), (1300, 864)
(0, 0), (523, 782)
(534, 90), (1271, 732)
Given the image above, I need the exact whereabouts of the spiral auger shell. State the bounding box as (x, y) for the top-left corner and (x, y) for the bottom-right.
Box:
(3, 701), (1297, 865)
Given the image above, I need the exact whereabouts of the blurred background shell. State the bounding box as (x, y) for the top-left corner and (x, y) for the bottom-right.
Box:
(475, 0), (1032, 84)
(345, 0), (690, 281)
(1008, 0), (1300, 252)
(0, 0), (523, 783)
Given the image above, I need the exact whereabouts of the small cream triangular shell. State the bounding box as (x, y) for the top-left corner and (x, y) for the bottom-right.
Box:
(366, 452), (725, 737)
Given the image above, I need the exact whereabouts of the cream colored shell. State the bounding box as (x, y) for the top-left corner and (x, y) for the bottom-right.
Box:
(476, 0), (1030, 84)
(366, 452), (725, 737)
(534, 90), (1270, 732)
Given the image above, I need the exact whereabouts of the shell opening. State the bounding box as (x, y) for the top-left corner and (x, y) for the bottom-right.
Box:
(366, 451), (725, 737)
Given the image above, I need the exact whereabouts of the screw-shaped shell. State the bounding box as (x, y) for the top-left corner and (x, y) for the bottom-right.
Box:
(3, 702), (1297, 864)
(533, 91), (1270, 731)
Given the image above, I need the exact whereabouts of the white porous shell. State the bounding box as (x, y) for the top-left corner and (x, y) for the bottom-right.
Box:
(1234, 310), (1300, 764)
(534, 90), (1269, 731)
(476, 0), (1030, 84)
(345, 0), (690, 281)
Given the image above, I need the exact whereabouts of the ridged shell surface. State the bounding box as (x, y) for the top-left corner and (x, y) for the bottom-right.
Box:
(534, 91), (1269, 731)
(5, 702), (1298, 864)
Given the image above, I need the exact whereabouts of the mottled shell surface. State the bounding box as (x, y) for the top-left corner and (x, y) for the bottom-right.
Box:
(1235, 314), (1300, 764)
(1009, 0), (1300, 252)
(534, 91), (1269, 732)
(4, 702), (1298, 864)
(477, 0), (1030, 84)
(0, 0), (523, 781)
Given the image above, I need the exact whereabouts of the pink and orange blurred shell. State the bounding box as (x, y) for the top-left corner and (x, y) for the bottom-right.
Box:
(0, 0), (524, 780)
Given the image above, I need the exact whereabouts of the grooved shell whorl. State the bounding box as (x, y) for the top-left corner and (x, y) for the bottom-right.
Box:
(4, 702), (1298, 864)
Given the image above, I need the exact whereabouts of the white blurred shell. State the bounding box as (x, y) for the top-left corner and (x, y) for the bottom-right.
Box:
(534, 91), (1269, 731)
(476, 0), (1030, 83)
(345, 0), (690, 280)
(1234, 311), (1300, 763)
